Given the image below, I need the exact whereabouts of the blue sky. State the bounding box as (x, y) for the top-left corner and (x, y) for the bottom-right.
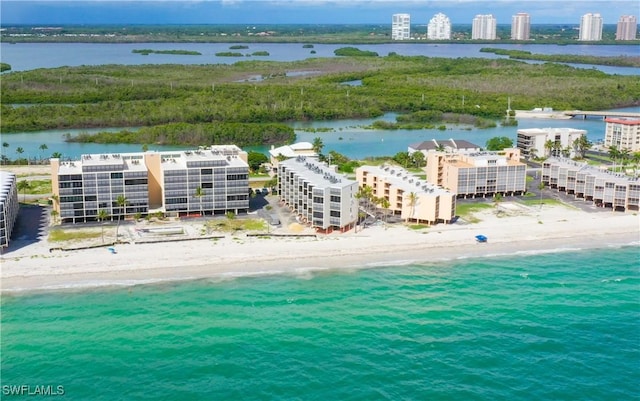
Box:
(1, 1), (638, 25)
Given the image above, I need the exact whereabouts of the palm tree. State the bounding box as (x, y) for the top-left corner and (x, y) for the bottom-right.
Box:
(39, 144), (48, 160)
(115, 195), (128, 241)
(620, 148), (631, 171)
(15, 147), (24, 161)
(412, 151), (425, 168)
(608, 146), (620, 172)
(632, 152), (640, 176)
(17, 180), (30, 202)
(51, 152), (62, 159)
(50, 209), (59, 225)
(312, 137), (324, 155)
(572, 136), (591, 159)
(194, 186), (205, 216)
(97, 209), (109, 243)
(380, 198), (390, 226)
(406, 192), (418, 222)
(544, 140), (554, 157)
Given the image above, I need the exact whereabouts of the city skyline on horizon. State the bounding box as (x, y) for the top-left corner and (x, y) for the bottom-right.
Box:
(1, 1), (638, 26)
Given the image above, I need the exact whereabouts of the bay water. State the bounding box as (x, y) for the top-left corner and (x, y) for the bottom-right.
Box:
(2, 246), (639, 400)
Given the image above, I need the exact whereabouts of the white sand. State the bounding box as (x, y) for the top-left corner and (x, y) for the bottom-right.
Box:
(1, 204), (638, 293)
(514, 110), (572, 119)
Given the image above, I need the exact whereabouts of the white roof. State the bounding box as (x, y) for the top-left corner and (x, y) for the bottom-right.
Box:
(269, 142), (317, 158)
(359, 165), (453, 197)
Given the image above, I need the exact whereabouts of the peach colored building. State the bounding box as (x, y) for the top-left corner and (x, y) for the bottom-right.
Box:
(604, 118), (640, 152)
(356, 165), (456, 225)
(51, 146), (249, 223)
(426, 149), (526, 198)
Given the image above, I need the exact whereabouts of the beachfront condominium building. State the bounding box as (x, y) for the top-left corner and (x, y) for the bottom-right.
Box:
(277, 156), (358, 233)
(356, 165), (456, 225)
(426, 149), (527, 198)
(542, 157), (639, 212)
(0, 171), (19, 249)
(516, 128), (587, 159)
(472, 14), (497, 40)
(579, 13), (603, 41)
(51, 146), (249, 223)
(427, 13), (451, 40)
(392, 13), (411, 40)
(604, 118), (640, 152)
(616, 15), (638, 40)
(511, 13), (531, 40)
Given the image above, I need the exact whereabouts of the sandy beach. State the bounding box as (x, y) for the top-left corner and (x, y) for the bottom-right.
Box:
(2, 202), (638, 293)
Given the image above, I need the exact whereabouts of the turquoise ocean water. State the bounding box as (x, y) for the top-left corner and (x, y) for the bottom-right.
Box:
(2, 246), (639, 400)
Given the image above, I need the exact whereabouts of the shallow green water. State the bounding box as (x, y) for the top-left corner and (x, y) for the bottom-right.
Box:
(2, 246), (639, 400)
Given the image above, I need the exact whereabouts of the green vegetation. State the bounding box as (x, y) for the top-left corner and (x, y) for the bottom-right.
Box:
(334, 47), (378, 57)
(247, 150), (269, 171)
(480, 48), (640, 68)
(455, 202), (493, 223)
(519, 198), (572, 208)
(0, 63), (11, 72)
(215, 52), (244, 57)
(1, 56), (638, 148)
(229, 45), (249, 49)
(65, 122), (295, 147)
(486, 136), (514, 151)
(22, 179), (52, 195)
(302, 44), (314, 48)
(205, 218), (266, 232)
(132, 49), (202, 56)
(49, 229), (102, 242)
(251, 51), (270, 56)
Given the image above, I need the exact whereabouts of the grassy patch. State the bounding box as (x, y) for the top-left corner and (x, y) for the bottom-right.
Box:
(455, 202), (492, 224)
(518, 199), (572, 208)
(205, 218), (266, 232)
(23, 179), (52, 194)
(408, 224), (429, 230)
(49, 229), (102, 242)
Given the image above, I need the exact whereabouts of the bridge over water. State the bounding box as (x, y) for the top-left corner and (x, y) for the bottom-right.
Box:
(563, 110), (640, 120)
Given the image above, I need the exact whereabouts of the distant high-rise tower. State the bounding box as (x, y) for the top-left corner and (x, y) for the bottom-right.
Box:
(392, 14), (411, 40)
(472, 14), (497, 40)
(511, 13), (530, 40)
(427, 13), (451, 40)
(579, 13), (603, 41)
(616, 15), (637, 40)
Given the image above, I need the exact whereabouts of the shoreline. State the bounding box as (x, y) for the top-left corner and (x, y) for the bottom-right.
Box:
(514, 110), (573, 119)
(2, 204), (638, 295)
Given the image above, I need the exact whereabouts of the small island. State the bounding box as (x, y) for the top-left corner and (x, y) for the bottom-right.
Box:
(132, 49), (202, 56)
(334, 47), (378, 57)
(215, 52), (244, 57)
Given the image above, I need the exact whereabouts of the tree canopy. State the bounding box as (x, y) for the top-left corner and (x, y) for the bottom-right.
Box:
(486, 136), (514, 151)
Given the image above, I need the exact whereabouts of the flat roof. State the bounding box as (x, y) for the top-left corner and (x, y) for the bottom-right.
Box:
(544, 157), (638, 185)
(359, 164), (453, 196)
(605, 118), (640, 126)
(409, 139), (480, 151)
(280, 156), (356, 189)
(269, 142), (317, 158)
(517, 127), (587, 136)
